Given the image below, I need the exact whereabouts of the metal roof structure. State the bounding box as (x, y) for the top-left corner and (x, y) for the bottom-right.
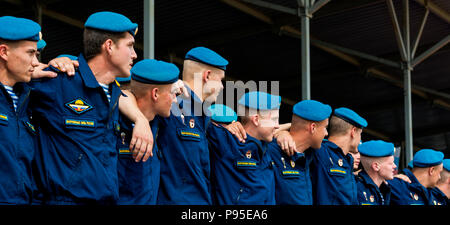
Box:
(1, 0), (449, 168)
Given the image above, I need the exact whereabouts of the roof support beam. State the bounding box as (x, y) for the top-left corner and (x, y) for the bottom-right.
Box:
(309, 0), (331, 15)
(412, 34), (450, 67)
(414, 0), (450, 24)
(220, 0), (274, 24)
(235, 0), (331, 100)
(240, 0), (297, 15)
(401, 0), (414, 165)
(411, 8), (429, 58)
(143, 0), (155, 59)
(311, 39), (402, 68)
(299, 0), (311, 100)
(220, 0), (450, 111)
(386, 0), (408, 62)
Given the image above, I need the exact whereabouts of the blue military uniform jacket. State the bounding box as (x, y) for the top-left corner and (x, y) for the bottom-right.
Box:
(156, 86), (212, 205)
(310, 140), (358, 205)
(428, 187), (448, 206)
(30, 54), (122, 204)
(117, 115), (160, 205)
(267, 139), (313, 205)
(388, 168), (431, 205)
(356, 170), (391, 205)
(0, 83), (37, 204)
(207, 123), (275, 205)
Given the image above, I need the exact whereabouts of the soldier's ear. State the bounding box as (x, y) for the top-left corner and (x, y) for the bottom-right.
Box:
(310, 122), (316, 134)
(150, 87), (159, 101)
(103, 39), (114, 55)
(372, 162), (380, 172)
(0, 44), (9, 61)
(203, 70), (211, 83)
(251, 114), (260, 127)
(427, 166), (433, 176)
(350, 126), (358, 138)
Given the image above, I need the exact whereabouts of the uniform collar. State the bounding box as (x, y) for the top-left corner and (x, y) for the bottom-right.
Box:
(359, 170), (391, 196)
(403, 168), (430, 193)
(177, 85), (203, 106)
(291, 151), (306, 162)
(403, 168), (421, 185)
(323, 139), (348, 156)
(77, 53), (101, 89)
(431, 187), (447, 199)
(176, 85), (205, 117)
(359, 170), (389, 189)
(244, 134), (268, 157)
(244, 134), (262, 146)
(0, 82), (30, 99)
(359, 170), (378, 187)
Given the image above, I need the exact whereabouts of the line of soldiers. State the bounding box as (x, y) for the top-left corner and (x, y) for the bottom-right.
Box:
(0, 11), (448, 205)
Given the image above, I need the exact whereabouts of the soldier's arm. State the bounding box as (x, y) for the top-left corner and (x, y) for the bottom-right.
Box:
(223, 121), (247, 143)
(32, 56), (79, 79)
(393, 174), (412, 183)
(274, 123), (291, 134)
(119, 89), (154, 163)
(273, 129), (297, 157)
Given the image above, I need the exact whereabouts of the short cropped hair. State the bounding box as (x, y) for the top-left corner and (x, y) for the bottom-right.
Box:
(0, 39), (21, 48)
(83, 28), (127, 61)
(129, 79), (171, 100)
(437, 169), (450, 185)
(237, 104), (272, 126)
(328, 115), (353, 136)
(290, 114), (313, 132)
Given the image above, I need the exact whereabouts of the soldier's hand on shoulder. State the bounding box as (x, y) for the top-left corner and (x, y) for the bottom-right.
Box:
(48, 57), (79, 76)
(130, 115), (154, 162)
(172, 79), (189, 98)
(31, 63), (57, 79)
(224, 121), (247, 143)
(275, 130), (296, 156)
(394, 174), (412, 183)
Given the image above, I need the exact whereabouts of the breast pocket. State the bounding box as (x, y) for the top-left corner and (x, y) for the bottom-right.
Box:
(281, 169), (301, 179)
(177, 128), (201, 142)
(235, 158), (258, 170)
(328, 167), (348, 177)
(0, 113), (8, 126)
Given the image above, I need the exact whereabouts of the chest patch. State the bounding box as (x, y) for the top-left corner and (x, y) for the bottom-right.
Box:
(65, 98), (93, 114)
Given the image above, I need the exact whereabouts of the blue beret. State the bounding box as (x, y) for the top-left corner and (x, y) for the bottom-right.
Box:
(413, 149), (444, 168)
(56, 54), (78, 60)
(116, 76), (131, 84)
(185, 47), (228, 71)
(208, 104), (237, 124)
(84, 11), (138, 36)
(0, 16), (41, 41)
(293, 100), (332, 121)
(238, 91), (281, 110)
(334, 107), (368, 128)
(443, 159), (450, 172)
(131, 59), (179, 84)
(358, 140), (395, 157)
(37, 39), (46, 51)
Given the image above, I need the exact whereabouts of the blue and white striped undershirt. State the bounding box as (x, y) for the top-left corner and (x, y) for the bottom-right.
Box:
(4, 85), (18, 111)
(99, 83), (111, 102)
